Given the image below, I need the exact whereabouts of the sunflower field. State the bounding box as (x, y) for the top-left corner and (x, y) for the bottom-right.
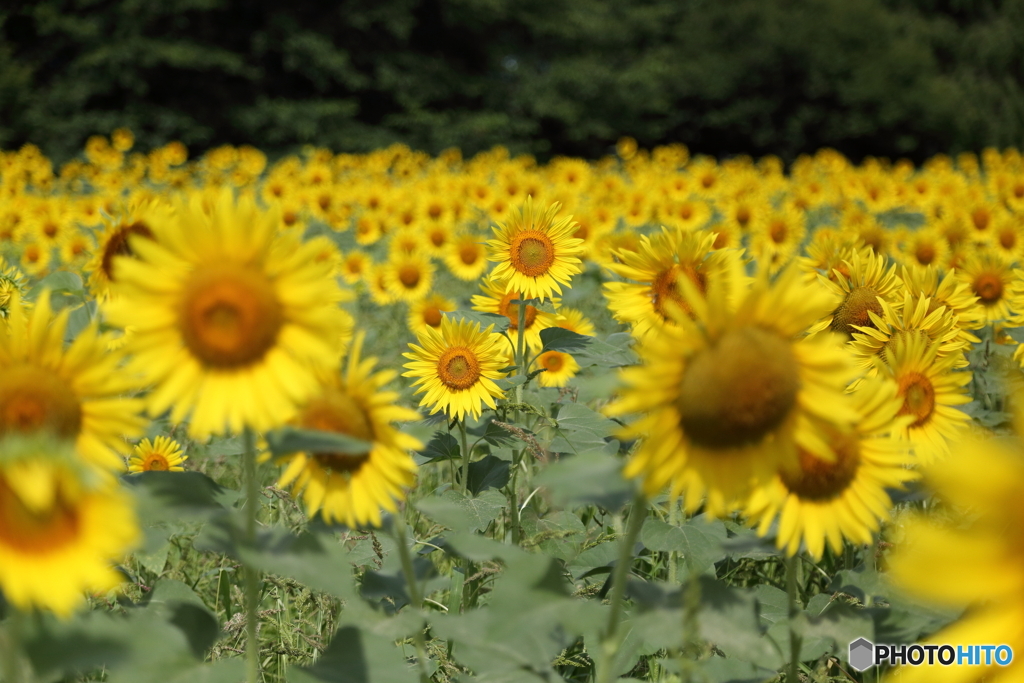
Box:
(1, 133), (1022, 683)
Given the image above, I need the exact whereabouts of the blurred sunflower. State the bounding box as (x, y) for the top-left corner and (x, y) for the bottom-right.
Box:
(0, 257), (28, 318)
(104, 190), (348, 438)
(403, 317), (508, 421)
(273, 336), (420, 527)
(0, 292), (144, 471)
(554, 307), (596, 336)
(893, 225), (950, 269)
(407, 293), (456, 338)
(533, 350), (580, 388)
(607, 265), (859, 516)
(745, 378), (916, 560)
(486, 196), (584, 300)
(365, 264), (396, 306)
(471, 276), (557, 351)
(128, 436), (187, 473)
(444, 233), (490, 281)
(849, 293), (969, 372)
(0, 441), (139, 617)
(84, 199), (169, 298)
(339, 250), (371, 285)
(385, 250), (434, 302)
(959, 252), (1020, 324)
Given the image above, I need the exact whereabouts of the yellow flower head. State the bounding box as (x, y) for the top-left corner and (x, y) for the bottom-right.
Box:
(128, 436), (187, 472)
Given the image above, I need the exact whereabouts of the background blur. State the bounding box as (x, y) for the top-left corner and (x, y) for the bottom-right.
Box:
(2, 0), (1024, 164)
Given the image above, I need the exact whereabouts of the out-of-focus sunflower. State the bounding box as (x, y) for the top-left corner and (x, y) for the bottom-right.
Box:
(444, 233), (490, 281)
(486, 197), (584, 300)
(407, 293), (456, 338)
(0, 257), (28, 318)
(339, 250), (371, 285)
(849, 293), (969, 372)
(402, 317), (508, 421)
(810, 247), (902, 338)
(554, 307), (596, 336)
(603, 227), (747, 338)
(884, 437), (1024, 683)
(365, 263), (396, 306)
(959, 252), (1020, 324)
(385, 250), (434, 302)
(18, 239), (50, 277)
(745, 378), (916, 560)
(127, 436), (187, 472)
(273, 336), (420, 527)
(0, 440), (139, 617)
(893, 225), (950, 269)
(607, 265), (859, 516)
(900, 264), (983, 345)
(748, 204), (806, 274)
(532, 350), (580, 388)
(104, 190), (348, 438)
(470, 276), (557, 352)
(84, 199), (170, 298)
(0, 292), (144, 471)
(873, 334), (971, 465)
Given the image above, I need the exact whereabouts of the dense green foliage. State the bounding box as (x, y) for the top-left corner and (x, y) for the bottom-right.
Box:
(2, 0), (1024, 163)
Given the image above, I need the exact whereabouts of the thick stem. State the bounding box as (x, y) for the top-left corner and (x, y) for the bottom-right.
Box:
(509, 450), (521, 545)
(243, 427), (261, 683)
(2, 608), (24, 683)
(786, 554), (803, 683)
(393, 510), (432, 683)
(514, 293), (527, 405)
(596, 494), (647, 683)
(667, 500), (679, 585)
(458, 419), (471, 494)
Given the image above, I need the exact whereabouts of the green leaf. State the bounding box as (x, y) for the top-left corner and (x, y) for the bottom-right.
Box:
(572, 332), (638, 368)
(290, 625), (419, 682)
(535, 451), (633, 510)
(539, 327), (592, 354)
(467, 454), (510, 494)
(640, 515), (728, 573)
(265, 425), (371, 457)
(443, 309), (510, 334)
(414, 431), (460, 464)
(414, 489), (506, 533)
(33, 270), (84, 295)
(548, 402), (619, 456)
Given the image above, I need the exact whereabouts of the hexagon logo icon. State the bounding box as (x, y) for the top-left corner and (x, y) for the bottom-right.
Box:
(849, 638), (875, 671)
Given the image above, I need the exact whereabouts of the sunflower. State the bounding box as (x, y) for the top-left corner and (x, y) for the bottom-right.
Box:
(365, 264), (396, 306)
(339, 249), (370, 285)
(745, 378), (915, 560)
(407, 293), (456, 338)
(486, 197), (584, 300)
(104, 190), (348, 438)
(470, 276), (558, 352)
(402, 317), (508, 421)
(873, 334), (971, 465)
(900, 264), (984, 343)
(18, 239), (50, 277)
(84, 199), (169, 298)
(748, 204), (807, 274)
(444, 233), (490, 281)
(801, 228), (860, 282)
(385, 250), (434, 302)
(273, 336), (420, 527)
(127, 436), (187, 473)
(849, 293), (969, 372)
(554, 307), (596, 336)
(0, 292), (144, 471)
(809, 247), (902, 337)
(884, 438), (1024, 683)
(606, 264), (859, 516)
(533, 350), (580, 388)
(0, 257), (28, 318)
(603, 227), (747, 337)
(0, 440), (139, 617)
(958, 252), (1021, 324)
(892, 225), (950, 269)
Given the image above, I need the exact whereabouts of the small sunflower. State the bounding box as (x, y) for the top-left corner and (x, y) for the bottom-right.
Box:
(873, 334), (971, 465)
(104, 190), (348, 438)
(339, 250), (371, 285)
(365, 264), (396, 306)
(607, 264), (859, 516)
(402, 317), (508, 421)
(407, 293), (456, 338)
(533, 350), (580, 388)
(809, 247), (902, 338)
(470, 276), (558, 352)
(748, 204), (807, 274)
(892, 225), (950, 269)
(900, 264), (983, 343)
(0, 292), (144, 471)
(128, 436), (187, 473)
(745, 378), (916, 560)
(84, 199), (169, 298)
(385, 250), (434, 302)
(0, 257), (28, 318)
(959, 252), (1020, 324)
(443, 233), (490, 281)
(486, 197), (584, 300)
(273, 336), (421, 527)
(0, 442), (139, 617)
(849, 293), (969, 372)
(554, 307), (596, 336)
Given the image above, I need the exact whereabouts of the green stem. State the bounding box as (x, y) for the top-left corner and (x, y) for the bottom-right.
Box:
(458, 419), (471, 494)
(514, 293), (527, 405)
(596, 494), (647, 683)
(242, 427), (261, 683)
(2, 608), (24, 683)
(509, 450), (521, 545)
(786, 554), (803, 683)
(393, 509), (432, 683)
(667, 500), (679, 585)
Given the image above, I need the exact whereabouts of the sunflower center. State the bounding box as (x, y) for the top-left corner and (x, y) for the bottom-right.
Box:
(511, 231), (555, 277)
(0, 366), (82, 440)
(1000, 228), (1017, 250)
(541, 351), (565, 372)
(973, 273), (1003, 303)
(399, 265), (421, 289)
(972, 208), (990, 231)
(423, 306), (443, 328)
(460, 244), (481, 265)
(897, 372), (935, 428)
(0, 477), (80, 554)
(769, 220), (787, 243)
(830, 286), (883, 337)
(301, 391), (374, 475)
(651, 264), (706, 320)
(437, 347), (481, 391)
(178, 264), (284, 369)
(142, 453), (170, 471)
(101, 220), (154, 281)
(499, 291), (538, 330)
(779, 433), (860, 502)
(915, 243), (936, 265)
(677, 326), (800, 450)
